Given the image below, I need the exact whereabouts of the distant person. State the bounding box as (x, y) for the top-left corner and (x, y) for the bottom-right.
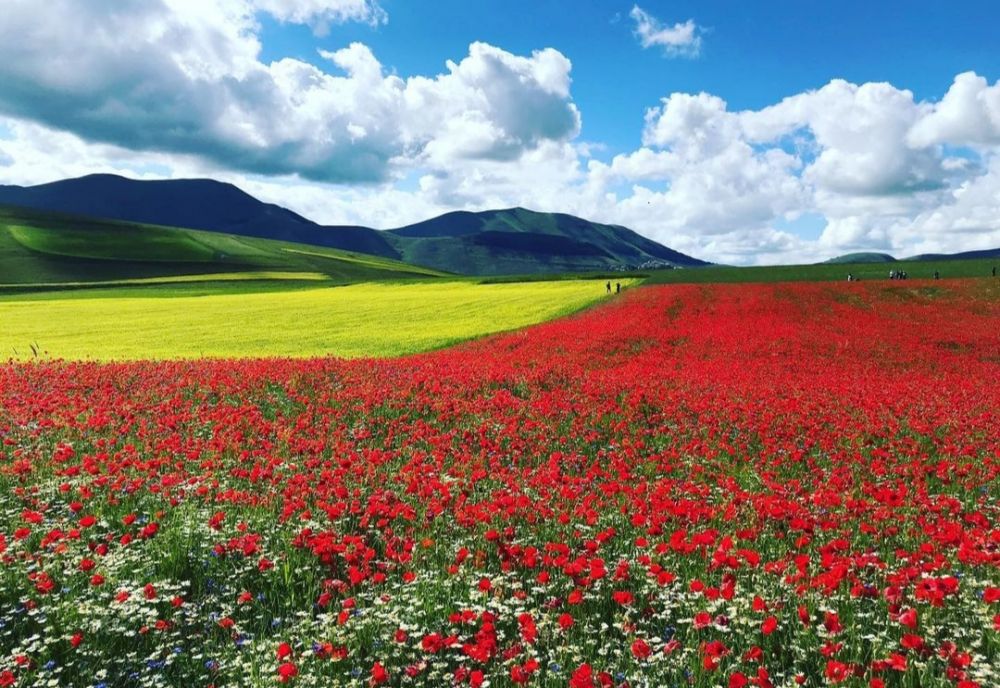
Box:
(606, 281), (611, 294)
(615, 282), (621, 294)
(889, 270), (895, 280)
(847, 273), (853, 282)
(993, 265), (997, 277)
(934, 270), (940, 280)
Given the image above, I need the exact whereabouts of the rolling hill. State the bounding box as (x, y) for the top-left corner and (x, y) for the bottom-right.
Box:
(826, 248), (1000, 264)
(0, 205), (446, 287)
(823, 252), (897, 264)
(0, 174), (401, 259)
(907, 247), (1000, 261)
(0, 174), (708, 276)
(384, 207), (707, 275)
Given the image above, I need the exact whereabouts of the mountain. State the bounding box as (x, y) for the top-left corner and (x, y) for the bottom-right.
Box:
(0, 175), (402, 260)
(0, 175), (707, 275)
(384, 207), (708, 275)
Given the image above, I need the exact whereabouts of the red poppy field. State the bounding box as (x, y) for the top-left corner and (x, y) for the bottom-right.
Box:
(1, 280), (998, 688)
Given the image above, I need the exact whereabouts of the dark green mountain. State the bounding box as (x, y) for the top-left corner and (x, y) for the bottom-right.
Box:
(384, 207), (707, 275)
(0, 175), (707, 275)
(0, 175), (401, 259)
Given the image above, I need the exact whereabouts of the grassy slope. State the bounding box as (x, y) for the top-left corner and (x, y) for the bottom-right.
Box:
(0, 279), (633, 361)
(386, 208), (702, 275)
(0, 206), (446, 286)
(824, 252), (896, 264)
(392, 235), (613, 277)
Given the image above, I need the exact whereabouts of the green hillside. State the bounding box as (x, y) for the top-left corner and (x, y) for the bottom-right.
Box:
(0, 206), (446, 288)
(824, 252), (897, 264)
(384, 207), (708, 275)
(0, 175), (709, 276)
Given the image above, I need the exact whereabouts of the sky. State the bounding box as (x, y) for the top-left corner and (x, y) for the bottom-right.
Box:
(1, 1), (999, 264)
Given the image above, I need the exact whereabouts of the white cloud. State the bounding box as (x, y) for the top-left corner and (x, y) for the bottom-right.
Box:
(629, 5), (702, 58)
(251, 0), (386, 34)
(741, 80), (949, 196)
(0, 1), (579, 183)
(908, 71), (1000, 148)
(585, 75), (1000, 263)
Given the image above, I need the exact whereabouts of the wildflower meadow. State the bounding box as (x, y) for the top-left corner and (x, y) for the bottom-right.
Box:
(1, 280), (997, 687)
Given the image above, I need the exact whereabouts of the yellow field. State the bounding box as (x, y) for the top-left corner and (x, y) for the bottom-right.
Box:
(0, 279), (628, 361)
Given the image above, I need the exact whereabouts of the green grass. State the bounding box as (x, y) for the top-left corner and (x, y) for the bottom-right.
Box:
(643, 257), (998, 284)
(0, 279), (630, 360)
(0, 205), (447, 286)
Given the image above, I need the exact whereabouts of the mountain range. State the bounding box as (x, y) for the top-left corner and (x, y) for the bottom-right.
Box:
(0, 175), (708, 275)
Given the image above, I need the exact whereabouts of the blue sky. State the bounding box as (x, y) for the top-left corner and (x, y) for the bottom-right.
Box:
(1, 1), (999, 264)
(260, 1), (1000, 156)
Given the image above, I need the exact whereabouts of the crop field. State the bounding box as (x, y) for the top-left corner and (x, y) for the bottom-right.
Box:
(0, 278), (997, 687)
(0, 280), (624, 360)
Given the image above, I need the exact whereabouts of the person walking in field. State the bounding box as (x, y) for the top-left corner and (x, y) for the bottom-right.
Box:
(615, 282), (621, 294)
(606, 281), (611, 294)
(993, 265), (997, 277)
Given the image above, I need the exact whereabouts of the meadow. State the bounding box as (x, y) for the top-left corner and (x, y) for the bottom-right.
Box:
(0, 279), (625, 360)
(642, 258), (998, 285)
(1, 278), (997, 688)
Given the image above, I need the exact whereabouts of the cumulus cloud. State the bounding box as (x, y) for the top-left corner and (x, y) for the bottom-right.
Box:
(908, 72), (1000, 148)
(251, 0), (386, 34)
(740, 80), (950, 196)
(0, 0), (579, 183)
(584, 74), (1000, 263)
(629, 5), (702, 58)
